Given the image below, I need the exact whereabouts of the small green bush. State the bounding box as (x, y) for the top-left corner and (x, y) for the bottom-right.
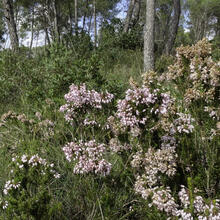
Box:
(0, 154), (61, 219)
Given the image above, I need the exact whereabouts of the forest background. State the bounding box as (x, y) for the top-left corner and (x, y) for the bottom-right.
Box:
(0, 0), (219, 219)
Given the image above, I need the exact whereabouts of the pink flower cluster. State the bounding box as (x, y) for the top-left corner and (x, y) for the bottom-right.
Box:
(204, 106), (220, 120)
(177, 186), (220, 220)
(109, 138), (131, 153)
(59, 84), (114, 124)
(149, 187), (178, 216)
(3, 180), (20, 195)
(173, 113), (195, 134)
(116, 85), (173, 130)
(63, 140), (111, 176)
(134, 181), (220, 219)
(132, 145), (177, 187)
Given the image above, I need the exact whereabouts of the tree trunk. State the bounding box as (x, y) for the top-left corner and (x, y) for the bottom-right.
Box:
(94, 0), (97, 48)
(68, 1), (73, 34)
(131, 0), (141, 28)
(2, 0), (19, 51)
(75, 0), (78, 35)
(29, 6), (35, 51)
(45, 27), (51, 46)
(161, 5), (172, 46)
(88, 15), (92, 34)
(144, 0), (155, 72)
(216, 17), (220, 37)
(82, 13), (86, 31)
(200, 4), (208, 41)
(123, 0), (135, 33)
(164, 0), (181, 55)
(82, 0), (89, 31)
(52, 0), (59, 42)
(43, 1), (51, 46)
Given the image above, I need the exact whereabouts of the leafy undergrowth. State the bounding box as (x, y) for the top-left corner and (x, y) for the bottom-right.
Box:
(0, 39), (219, 219)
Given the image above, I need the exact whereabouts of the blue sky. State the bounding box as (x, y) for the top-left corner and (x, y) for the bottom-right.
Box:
(116, 0), (128, 19)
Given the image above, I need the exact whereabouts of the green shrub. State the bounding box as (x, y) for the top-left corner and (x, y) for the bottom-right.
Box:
(0, 154), (61, 219)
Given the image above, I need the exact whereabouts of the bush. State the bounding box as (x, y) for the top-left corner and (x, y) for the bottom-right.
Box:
(0, 38), (219, 219)
(0, 154), (61, 219)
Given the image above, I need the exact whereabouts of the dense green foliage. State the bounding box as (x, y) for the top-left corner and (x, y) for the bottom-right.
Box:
(0, 36), (219, 219)
(0, 0), (219, 219)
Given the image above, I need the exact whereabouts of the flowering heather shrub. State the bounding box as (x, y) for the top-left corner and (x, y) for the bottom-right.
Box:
(204, 106), (220, 121)
(109, 84), (177, 144)
(160, 39), (219, 197)
(124, 40), (220, 219)
(142, 70), (162, 87)
(173, 113), (195, 134)
(63, 140), (111, 176)
(60, 84), (114, 177)
(59, 83), (114, 127)
(116, 86), (172, 128)
(104, 67), (220, 219)
(162, 38), (220, 106)
(132, 143), (177, 185)
(131, 134), (178, 216)
(0, 154), (60, 218)
(109, 137), (131, 153)
(134, 177), (220, 219)
(1, 39), (214, 218)
(128, 108), (199, 218)
(108, 79), (195, 145)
